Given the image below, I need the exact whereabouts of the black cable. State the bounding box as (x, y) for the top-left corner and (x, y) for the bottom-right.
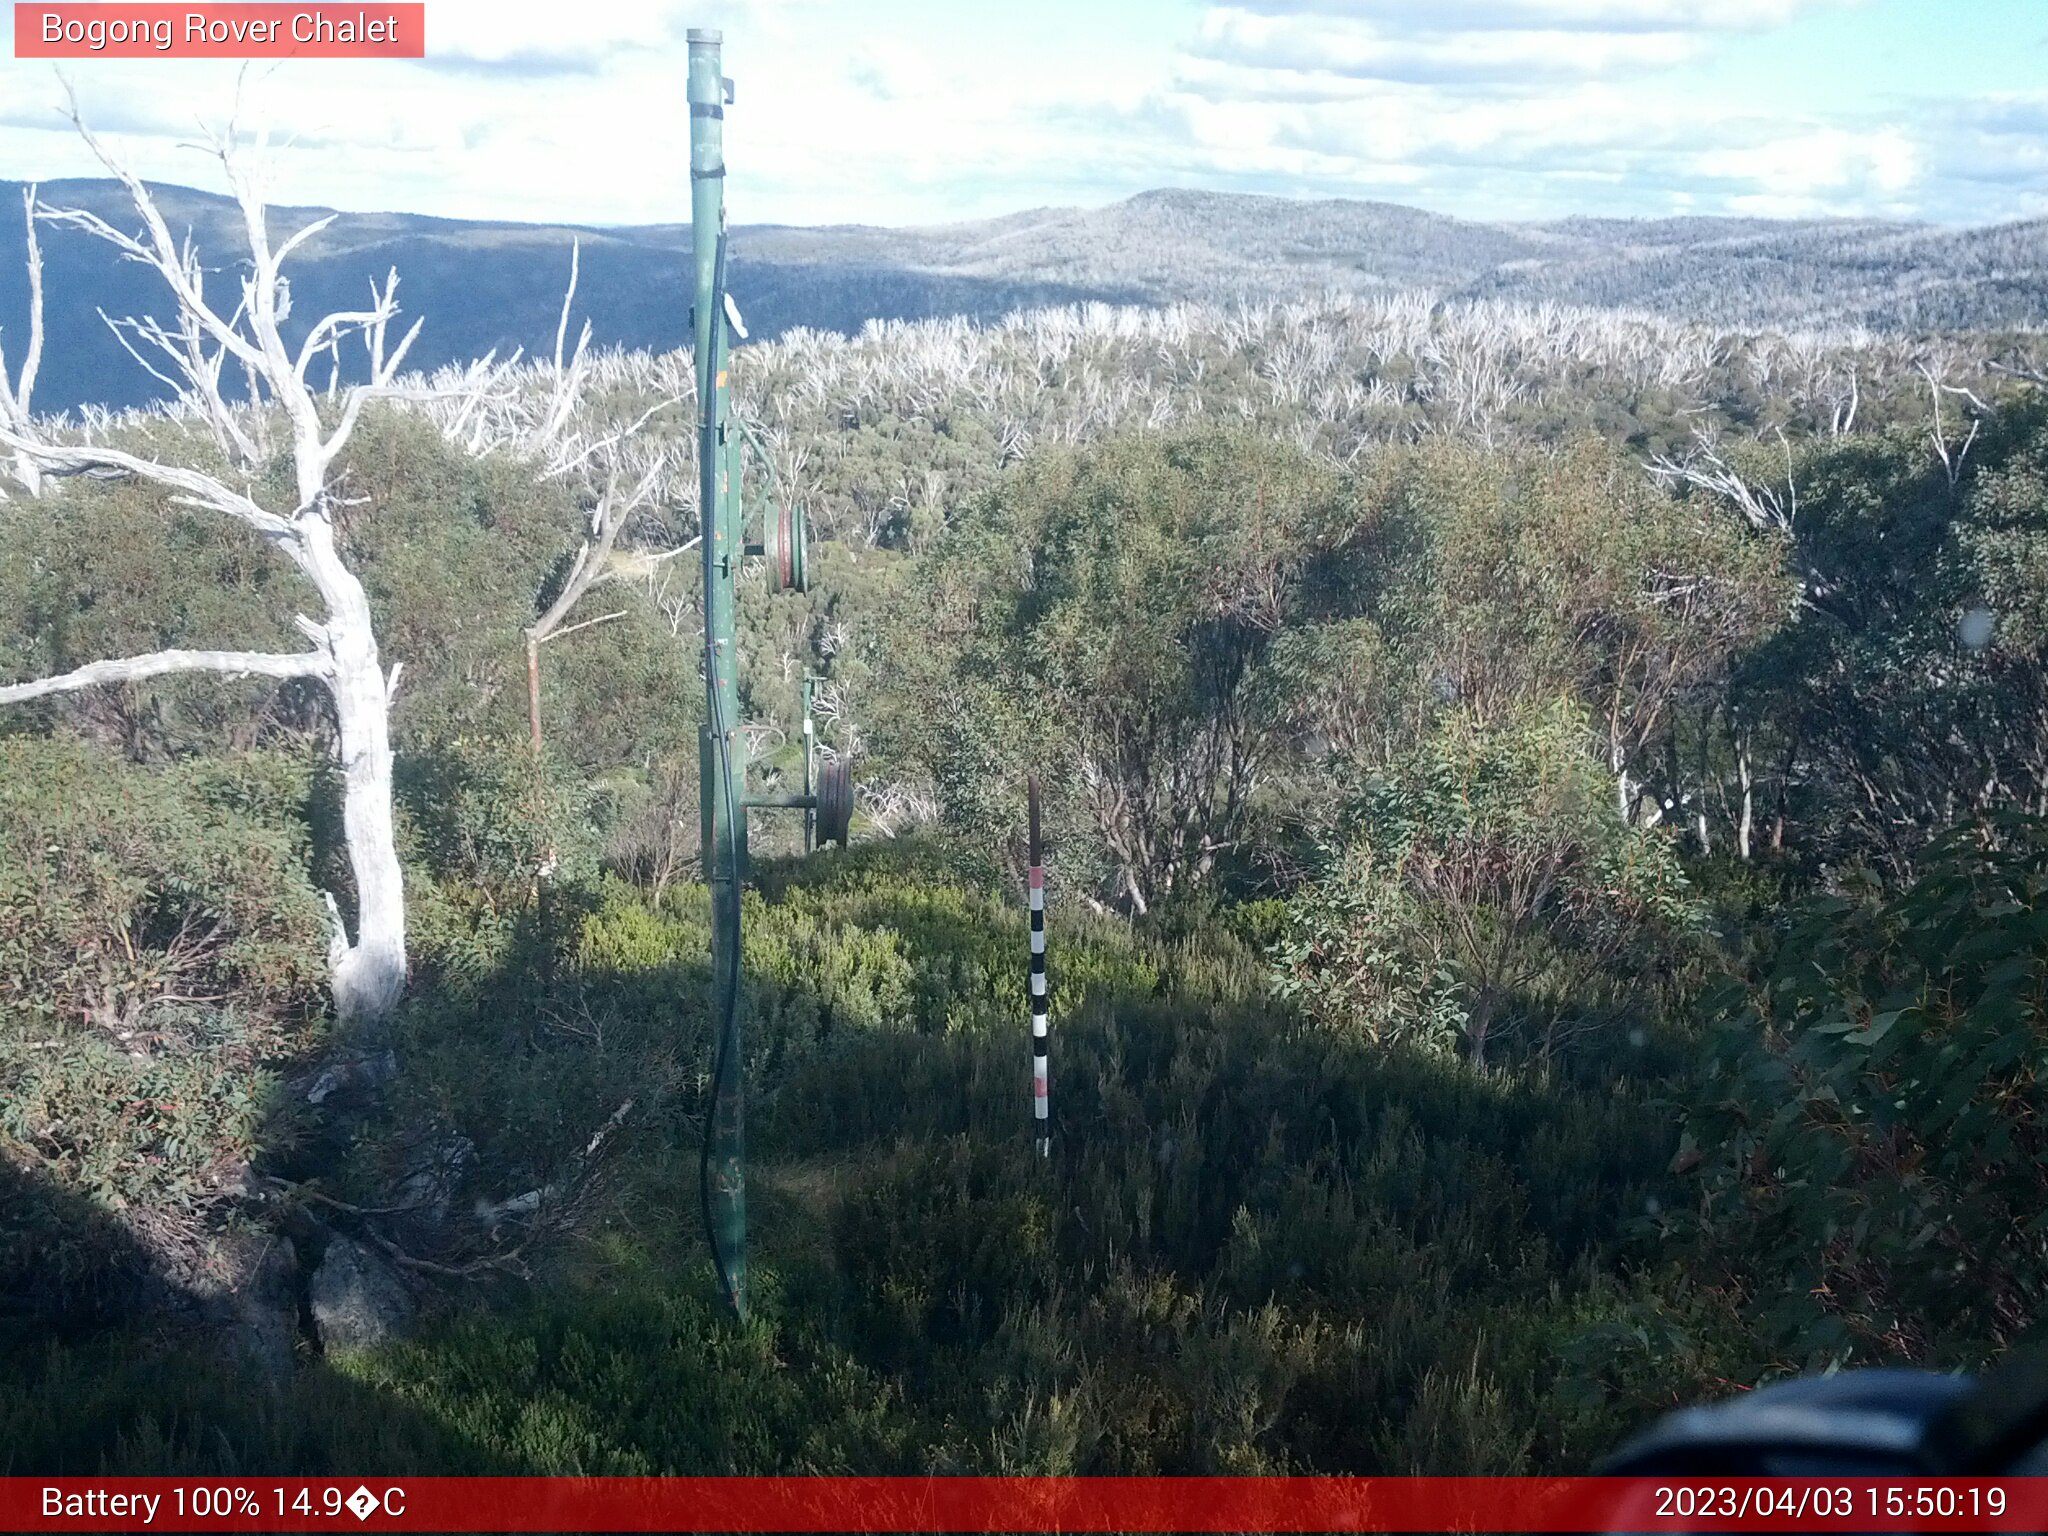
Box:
(698, 225), (747, 1318)
(698, 673), (743, 1316)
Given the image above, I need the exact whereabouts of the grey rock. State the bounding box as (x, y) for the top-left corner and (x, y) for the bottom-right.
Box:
(305, 1048), (399, 1105)
(309, 1236), (413, 1352)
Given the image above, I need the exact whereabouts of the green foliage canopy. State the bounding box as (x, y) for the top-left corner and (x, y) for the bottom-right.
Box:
(1277, 703), (1699, 1064)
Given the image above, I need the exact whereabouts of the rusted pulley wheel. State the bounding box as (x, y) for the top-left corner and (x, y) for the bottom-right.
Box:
(815, 755), (853, 847)
(763, 499), (808, 593)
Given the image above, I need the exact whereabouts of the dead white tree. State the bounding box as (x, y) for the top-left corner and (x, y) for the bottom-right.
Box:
(1917, 354), (1986, 489)
(857, 779), (938, 838)
(523, 429), (689, 753)
(512, 249), (699, 753)
(0, 102), (494, 1026)
(1645, 426), (1797, 534)
(1822, 363), (1859, 438)
(0, 185), (44, 494)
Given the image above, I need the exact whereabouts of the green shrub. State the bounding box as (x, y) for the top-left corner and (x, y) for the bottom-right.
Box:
(0, 737), (326, 1321)
(1674, 814), (2048, 1371)
(1275, 702), (1698, 1064)
(0, 738), (325, 1029)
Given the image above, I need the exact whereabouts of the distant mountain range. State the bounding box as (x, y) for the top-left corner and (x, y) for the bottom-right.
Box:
(0, 180), (2041, 413)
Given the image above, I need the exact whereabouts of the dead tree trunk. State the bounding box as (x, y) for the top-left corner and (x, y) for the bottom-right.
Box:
(0, 99), (507, 1025)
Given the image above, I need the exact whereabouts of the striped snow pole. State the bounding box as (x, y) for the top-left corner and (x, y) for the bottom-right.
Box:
(1028, 774), (1049, 1157)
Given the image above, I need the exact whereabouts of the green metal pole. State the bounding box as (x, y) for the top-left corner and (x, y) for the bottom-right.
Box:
(690, 27), (746, 1319)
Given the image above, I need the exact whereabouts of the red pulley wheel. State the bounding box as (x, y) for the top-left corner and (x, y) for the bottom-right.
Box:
(763, 500), (808, 593)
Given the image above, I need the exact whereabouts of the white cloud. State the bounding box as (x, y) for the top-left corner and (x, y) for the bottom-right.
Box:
(1225, 0), (1848, 31)
(422, 0), (694, 69)
(1193, 8), (1701, 82)
(1696, 126), (1922, 202)
(0, 1), (896, 223)
(0, 0), (2030, 229)
(1146, 0), (1996, 222)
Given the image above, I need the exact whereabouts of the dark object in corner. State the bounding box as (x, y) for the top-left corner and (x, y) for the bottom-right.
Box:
(1604, 1346), (2048, 1477)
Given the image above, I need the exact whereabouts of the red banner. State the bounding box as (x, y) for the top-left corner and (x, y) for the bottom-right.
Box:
(14, 4), (424, 58)
(4, 1476), (2047, 1532)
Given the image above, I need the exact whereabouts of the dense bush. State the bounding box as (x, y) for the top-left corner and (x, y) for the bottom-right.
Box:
(882, 430), (1788, 915)
(1710, 396), (2048, 877)
(5, 317), (2045, 1480)
(1671, 815), (2048, 1372)
(0, 737), (326, 1322)
(6, 840), (1695, 1473)
(1275, 703), (1700, 1064)
(0, 430), (321, 759)
(880, 428), (1347, 911)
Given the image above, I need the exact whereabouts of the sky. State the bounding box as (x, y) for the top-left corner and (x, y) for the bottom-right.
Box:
(0, 0), (2043, 230)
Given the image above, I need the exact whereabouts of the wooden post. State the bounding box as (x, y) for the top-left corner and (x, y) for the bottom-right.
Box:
(525, 630), (543, 754)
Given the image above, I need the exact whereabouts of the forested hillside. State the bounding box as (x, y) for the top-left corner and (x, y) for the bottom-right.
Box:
(2, 178), (2043, 412)
(5, 191), (2048, 1475)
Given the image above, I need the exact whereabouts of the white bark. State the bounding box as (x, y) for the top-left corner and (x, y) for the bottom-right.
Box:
(0, 646), (325, 703)
(299, 516), (408, 1022)
(0, 185), (44, 494)
(1736, 735), (1755, 862)
(1918, 356), (1985, 489)
(1645, 426), (1796, 534)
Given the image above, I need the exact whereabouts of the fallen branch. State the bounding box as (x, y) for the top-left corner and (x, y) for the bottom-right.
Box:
(261, 1174), (430, 1219)
(473, 1096), (634, 1230)
(359, 1223), (528, 1280)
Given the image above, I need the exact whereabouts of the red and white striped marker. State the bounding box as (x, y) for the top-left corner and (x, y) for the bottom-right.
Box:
(1028, 774), (1049, 1158)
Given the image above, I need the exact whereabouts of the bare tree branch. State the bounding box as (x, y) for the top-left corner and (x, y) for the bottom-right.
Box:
(522, 438), (672, 750)
(541, 607), (629, 644)
(50, 82), (271, 383)
(1988, 359), (2048, 387)
(553, 237), (580, 372)
(0, 186), (43, 414)
(1645, 427), (1795, 533)
(0, 425), (296, 538)
(0, 646), (327, 703)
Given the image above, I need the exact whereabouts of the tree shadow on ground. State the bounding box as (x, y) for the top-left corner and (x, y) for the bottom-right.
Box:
(6, 835), (1692, 1477)
(0, 1152), (515, 1475)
